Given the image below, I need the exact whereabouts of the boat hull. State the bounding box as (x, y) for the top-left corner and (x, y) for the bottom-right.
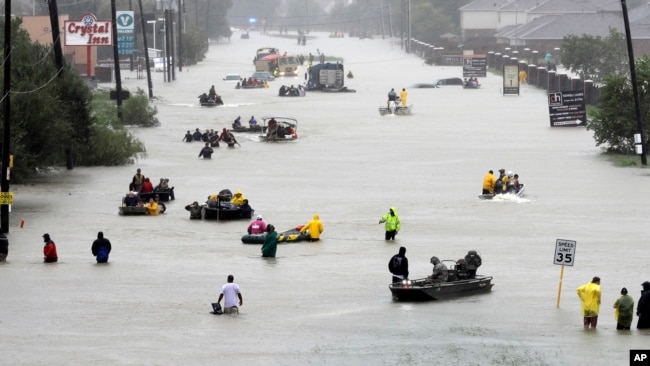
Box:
(203, 206), (253, 221)
(379, 105), (413, 116)
(389, 275), (494, 301)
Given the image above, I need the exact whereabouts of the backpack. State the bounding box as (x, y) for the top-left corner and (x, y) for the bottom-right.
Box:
(388, 256), (401, 274)
(96, 246), (109, 262)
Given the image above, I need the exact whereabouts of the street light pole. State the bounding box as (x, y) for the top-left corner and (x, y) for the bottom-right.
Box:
(147, 20), (156, 50)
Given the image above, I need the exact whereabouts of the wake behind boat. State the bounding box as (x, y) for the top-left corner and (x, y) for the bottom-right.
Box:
(379, 100), (413, 116)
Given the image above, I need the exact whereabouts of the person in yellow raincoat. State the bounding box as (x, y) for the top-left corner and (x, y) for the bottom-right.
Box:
(300, 213), (324, 242)
(379, 207), (401, 241)
(231, 189), (246, 206)
(482, 170), (496, 194)
(145, 197), (159, 216)
(577, 276), (601, 329)
(399, 88), (408, 107)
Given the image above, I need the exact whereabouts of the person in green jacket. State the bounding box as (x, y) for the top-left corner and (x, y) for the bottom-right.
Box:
(613, 287), (635, 330)
(261, 225), (278, 258)
(379, 207), (401, 241)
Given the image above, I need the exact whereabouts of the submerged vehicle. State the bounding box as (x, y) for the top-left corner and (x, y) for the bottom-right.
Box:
(379, 100), (413, 116)
(305, 63), (356, 92)
(241, 226), (309, 244)
(389, 252), (493, 301)
(259, 116), (298, 142)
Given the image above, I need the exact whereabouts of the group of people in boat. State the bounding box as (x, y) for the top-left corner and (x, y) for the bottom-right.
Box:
(463, 77), (480, 88)
(124, 168), (174, 215)
(390, 248), (482, 284)
(266, 118), (297, 140)
(232, 115), (259, 129)
(278, 85), (305, 97)
(199, 85), (224, 105)
(427, 251), (482, 283)
(185, 189), (253, 220)
(482, 169), (522, 195)
(237, 78), (269, 89)
(386, 87), (408, 108)
(183, 128), (238, 151)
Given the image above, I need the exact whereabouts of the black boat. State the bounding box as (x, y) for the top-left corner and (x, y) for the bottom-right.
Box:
(389, 254), (493, 301)
(389, 275), (493, 301)
(198, 93), (224, 107)
(479, 184), (526, 200)
(202, 189), (253, 220)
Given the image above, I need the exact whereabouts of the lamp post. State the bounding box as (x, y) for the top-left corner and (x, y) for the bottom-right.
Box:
(147, 20), (157, 50)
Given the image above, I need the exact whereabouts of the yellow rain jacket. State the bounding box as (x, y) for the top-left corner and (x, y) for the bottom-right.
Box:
(232, 189), (246, 206)
(145, 201), (159, 216)
(577, 282), (601, 317)
(482, 172), (496, 193)
(379, 207), (401, 232)
(300, 214), (324, 239)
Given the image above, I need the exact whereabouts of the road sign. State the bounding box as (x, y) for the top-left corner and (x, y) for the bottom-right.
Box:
(554, 239), (576, 266)
(0, 192), (14, 205)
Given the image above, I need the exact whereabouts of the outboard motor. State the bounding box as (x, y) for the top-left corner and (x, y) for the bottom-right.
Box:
(218, 189), (233, 207)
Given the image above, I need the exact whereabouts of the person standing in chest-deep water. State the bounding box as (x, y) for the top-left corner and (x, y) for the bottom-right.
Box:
(637, 281), (650, 329)
(379, 207), (401, 240)
(261, 224), (278, 258)
(577, 276), (601, 329)
(613, 287), (634, 330)
(91, 231), (112, 263)
(388, 246), (409, 283)
(198, 143), (214, 159)
(42, 233), (58, 263)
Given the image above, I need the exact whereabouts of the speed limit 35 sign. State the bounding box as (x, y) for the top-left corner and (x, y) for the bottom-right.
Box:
(554, 239), (576, 266)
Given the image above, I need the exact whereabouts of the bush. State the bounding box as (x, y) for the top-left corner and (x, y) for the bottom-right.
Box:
(122, 88), (160, 127)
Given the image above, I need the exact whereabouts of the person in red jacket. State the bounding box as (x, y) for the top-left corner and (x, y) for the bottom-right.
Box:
(43, 233), (58, 263)
(140, 178), (154, 193)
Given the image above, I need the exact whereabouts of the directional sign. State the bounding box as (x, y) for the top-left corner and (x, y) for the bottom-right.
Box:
(548, 90), (586, 127)
(0, 192), (14, 205)
(554, 239), (576, 266)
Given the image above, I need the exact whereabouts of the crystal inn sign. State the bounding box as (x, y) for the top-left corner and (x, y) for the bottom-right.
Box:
(64, 14), (113, 76)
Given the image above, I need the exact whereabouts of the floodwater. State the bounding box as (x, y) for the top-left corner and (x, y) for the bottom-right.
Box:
(1, 31), (650, 366)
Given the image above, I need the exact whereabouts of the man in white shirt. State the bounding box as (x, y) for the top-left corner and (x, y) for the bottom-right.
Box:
(217, 274), (243, 314)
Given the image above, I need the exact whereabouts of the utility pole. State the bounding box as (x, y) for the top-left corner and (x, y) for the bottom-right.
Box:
(111, 0), (124, 121)
(1, 0), (12, 232)
(138, 0), (153, 98)
(621, 0), (647, 165)
(48, 0), (64, 75)
(178, 0), (183, 72)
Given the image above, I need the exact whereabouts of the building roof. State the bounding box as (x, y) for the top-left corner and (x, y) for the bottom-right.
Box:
(496, 12), (650, 41)
(460, 0), (513, 11)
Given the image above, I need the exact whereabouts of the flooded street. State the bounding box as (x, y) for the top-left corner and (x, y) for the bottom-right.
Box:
(2, 31), (650, 365)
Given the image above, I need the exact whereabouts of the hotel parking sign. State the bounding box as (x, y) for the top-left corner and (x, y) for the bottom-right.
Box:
(554, 239), (576, 266)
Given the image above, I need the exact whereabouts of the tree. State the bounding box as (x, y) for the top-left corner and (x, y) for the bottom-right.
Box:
(560, 28), (628, 82)
(588, 56), (650, 154)
(0, 17), (145, 180)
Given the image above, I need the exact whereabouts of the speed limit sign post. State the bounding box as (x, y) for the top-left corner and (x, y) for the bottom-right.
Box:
(554, 239), (577, 308)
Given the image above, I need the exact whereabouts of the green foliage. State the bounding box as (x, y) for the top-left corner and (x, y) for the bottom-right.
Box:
(588, 56), (650, 153)
(182, 28), (209, 65)
(560, 28), (628, 82)
(122, 88), (160, 127)
(0, 17), (147, 180)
